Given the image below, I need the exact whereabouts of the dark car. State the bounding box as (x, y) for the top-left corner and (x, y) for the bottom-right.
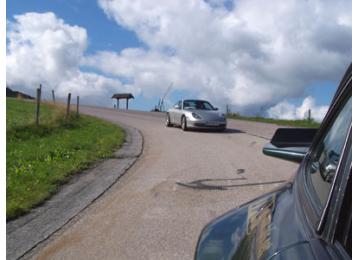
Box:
(194, 65), (352, 260)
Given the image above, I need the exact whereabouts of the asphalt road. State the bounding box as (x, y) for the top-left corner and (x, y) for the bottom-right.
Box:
(30, 107), (298, 260)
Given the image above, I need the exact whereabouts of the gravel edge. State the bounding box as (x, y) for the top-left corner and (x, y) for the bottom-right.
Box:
(6, 124), (143, 260)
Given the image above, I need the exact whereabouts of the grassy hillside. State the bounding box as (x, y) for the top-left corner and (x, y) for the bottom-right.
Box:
(227, 113), (320, 128)
(7, 98), (125, 220)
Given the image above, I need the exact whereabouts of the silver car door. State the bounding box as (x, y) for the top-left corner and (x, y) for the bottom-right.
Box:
(175, 100), (182, 124)
(171, 101), (181, 124)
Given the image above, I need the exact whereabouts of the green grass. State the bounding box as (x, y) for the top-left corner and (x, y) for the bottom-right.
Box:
(7, 98), (125, 220)
(227, 113), (320, 128)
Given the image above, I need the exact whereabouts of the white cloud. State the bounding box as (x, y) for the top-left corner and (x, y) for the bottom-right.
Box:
(6, 0), (351, 111)
(93, 0), (351, 110)
(6, 12), (136, 104)
(267, 96), (329, 122)
(7, 12), (86, 86)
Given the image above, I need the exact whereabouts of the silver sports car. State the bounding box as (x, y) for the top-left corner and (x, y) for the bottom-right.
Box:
(166, 99), (227, 131)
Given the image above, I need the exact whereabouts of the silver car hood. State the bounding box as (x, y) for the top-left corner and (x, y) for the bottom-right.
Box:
(185, 109), (225, 121)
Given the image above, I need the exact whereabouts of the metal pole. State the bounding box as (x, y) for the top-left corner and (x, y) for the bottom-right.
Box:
(66, 93), (71, 117)
(126, 98), (129, 110)
(117, 99), (119, 109)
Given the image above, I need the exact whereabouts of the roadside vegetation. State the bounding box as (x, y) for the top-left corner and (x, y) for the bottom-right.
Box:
(227, 113), (320, 128)
(7, 98), (125, 220)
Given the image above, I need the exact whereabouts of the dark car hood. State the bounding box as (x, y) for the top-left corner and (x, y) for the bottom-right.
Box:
(195, 183), (315, 260)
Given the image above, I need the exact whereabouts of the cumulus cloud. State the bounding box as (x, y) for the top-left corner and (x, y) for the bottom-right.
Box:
(267, 96), (329, 122)
(91, 0), (351, 111)
(6, 0), (351, 111)
(6, 12), (137, 104)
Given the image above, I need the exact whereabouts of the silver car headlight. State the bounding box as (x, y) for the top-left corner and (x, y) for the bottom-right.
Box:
(192, 112), (202, 119)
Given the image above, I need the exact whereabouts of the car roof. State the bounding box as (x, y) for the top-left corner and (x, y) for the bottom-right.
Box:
(182, 99), (209, 102)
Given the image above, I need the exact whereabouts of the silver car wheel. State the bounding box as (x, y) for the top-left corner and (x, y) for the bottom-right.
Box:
(166, 113), (172, 127)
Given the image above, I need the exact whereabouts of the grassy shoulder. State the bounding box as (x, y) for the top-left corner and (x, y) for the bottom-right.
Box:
(227, 113), (320, 128)
(7, 98), (125, 220)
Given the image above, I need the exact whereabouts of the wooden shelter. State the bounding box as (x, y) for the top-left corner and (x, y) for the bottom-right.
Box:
(112, 93), (134, 110)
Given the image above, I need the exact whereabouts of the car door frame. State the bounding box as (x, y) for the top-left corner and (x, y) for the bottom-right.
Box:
(295, 65), (352, 259)
(304, 66), (351, 227)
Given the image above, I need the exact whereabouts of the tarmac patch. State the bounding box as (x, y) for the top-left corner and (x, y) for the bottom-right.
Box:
(176, 178), (285, 191)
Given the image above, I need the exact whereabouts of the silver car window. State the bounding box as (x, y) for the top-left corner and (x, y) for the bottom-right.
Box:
(173, 101), (181, 109)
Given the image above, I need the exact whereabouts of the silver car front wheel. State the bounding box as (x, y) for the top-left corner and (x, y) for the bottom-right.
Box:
(166, 113), (173, 127)
(181, 116), (187, 131)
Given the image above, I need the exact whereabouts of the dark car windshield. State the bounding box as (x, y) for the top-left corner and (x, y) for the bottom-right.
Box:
(183, 100), (214, 110)
(307, 95), (351, 209)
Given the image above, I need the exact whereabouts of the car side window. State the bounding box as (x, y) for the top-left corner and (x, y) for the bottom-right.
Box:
(307, 96), (351, 210)
(183, 101), (191, 109)
(174, 101), (181, 109)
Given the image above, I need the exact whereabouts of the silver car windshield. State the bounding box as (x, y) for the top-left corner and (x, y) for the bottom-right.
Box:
(183, 100), (214, 110)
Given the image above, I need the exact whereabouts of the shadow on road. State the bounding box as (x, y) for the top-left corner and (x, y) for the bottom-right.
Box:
(183, 128), (245, 134)
(176, 178), (286, 190)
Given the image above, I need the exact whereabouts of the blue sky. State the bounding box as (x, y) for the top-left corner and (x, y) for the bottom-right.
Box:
(7, 0), (143, 54)
(6, 0), (351, 120)
(7, 0), (160, 111)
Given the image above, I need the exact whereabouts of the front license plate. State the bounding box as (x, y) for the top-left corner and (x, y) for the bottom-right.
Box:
(207, 122), (219, 126)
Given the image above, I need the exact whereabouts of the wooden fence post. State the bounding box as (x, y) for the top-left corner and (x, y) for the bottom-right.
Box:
(76, 96), (80, 116)
(226, 104), (230, 115)
(52, 90), (56, 104)
(35, 87), (41, 125)
(66, 93), (71, 117)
